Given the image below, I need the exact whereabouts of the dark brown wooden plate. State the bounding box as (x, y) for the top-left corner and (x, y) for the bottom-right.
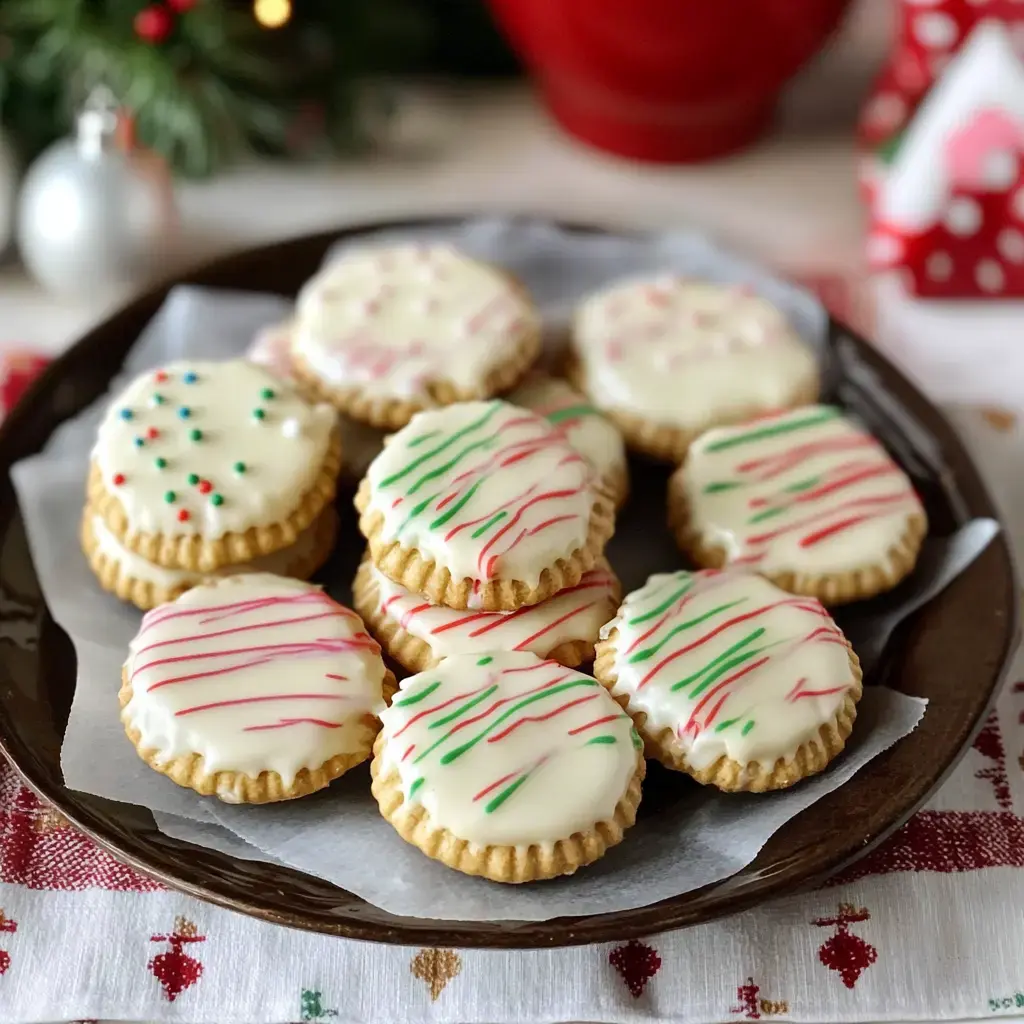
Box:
(0, 219), (1017, 948)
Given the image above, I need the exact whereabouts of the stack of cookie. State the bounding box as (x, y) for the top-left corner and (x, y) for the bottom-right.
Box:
(352, 397), (622, 673)
(81, 359), (342, 610)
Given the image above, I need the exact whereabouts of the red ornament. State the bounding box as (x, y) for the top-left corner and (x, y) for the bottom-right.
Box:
(134, 4), (174, 44)
(112, 473), (126, 486)
(197, 480), (212, 494)
(812, 904), (878, 990)
(177, 509), (190, 522)
(0, 351), (51, 421)
(149, 916), (205, 1002)
(167, 0), (197, 10)
(609, 939), (662, 998)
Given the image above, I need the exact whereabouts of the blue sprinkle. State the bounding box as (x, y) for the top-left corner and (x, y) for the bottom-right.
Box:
(119, 408), (133, 421)
(133, 436), (145, 448)
(183, 371), (198, 384)
(178, 406), (191, 419)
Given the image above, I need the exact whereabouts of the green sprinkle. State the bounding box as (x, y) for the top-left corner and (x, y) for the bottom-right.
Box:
(477, 656), (493, 666)
(189, 428), (203, 442)
(164, 490), (176, 503)
(151, 393), (165, 406)
(260, 387), (275, 400)
(188, 473), (199, 485)
(155, 457), (167, 469)
(233, 461), (246, 474)
(210, 493), (224, 506)
(252, 408), (266, 421)
(742, 720), (756, 736)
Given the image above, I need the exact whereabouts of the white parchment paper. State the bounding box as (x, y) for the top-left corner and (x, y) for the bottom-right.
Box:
(10, 218), (974, 922)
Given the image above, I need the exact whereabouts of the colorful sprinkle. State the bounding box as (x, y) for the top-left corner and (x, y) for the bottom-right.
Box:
(155, 457), (167, 469)
(189, 428), (203, 442)
(233, 461), (246, 474)
(188, 473), (199, 485)
(252, 408), (266, 421)
(150, 393), (165, 406)
(177, 508), (190, 522)
(119, 409), (133, 421)
(164, 490), (176, 503)
(183, 371), (198, 384)
(147, 427), (160, 440)
(154, 371), (168, 383)
(178, 407), (191, 419)
(112, 473), (125, 486)
(211, 493), (224, 506)
(260, 387), (275, 400)
(133, 436), (145, 448)
(477, 656), (494, 665)
(198, 480), (213, 494)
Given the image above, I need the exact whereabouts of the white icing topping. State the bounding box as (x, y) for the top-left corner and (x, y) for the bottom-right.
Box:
(93, 360), (337, 538)
(365, 562), (618, 664)
(292, 244), (539, 402)
(572, 277), (818, 430)
(91, 509), (333, 590)
(677, 405), (925, 575)
(508, 375), (627, 484)
(377, 651), (639, 846)
(122, 574), (387, 785)
(365, 400), (596, 587)
(604, 570), (857, 770)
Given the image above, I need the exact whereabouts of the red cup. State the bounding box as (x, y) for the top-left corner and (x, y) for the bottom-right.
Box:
(486, 0), (853, 162)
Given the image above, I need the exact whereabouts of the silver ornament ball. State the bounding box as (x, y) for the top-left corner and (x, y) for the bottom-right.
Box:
(16, 95), (176, 296)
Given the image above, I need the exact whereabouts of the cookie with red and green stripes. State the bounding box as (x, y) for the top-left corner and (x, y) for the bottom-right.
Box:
(370, 650), (644, 881)
(668, 404), (927, 604)
(355, 399), (616, 611)
(593, 569), (862, 792)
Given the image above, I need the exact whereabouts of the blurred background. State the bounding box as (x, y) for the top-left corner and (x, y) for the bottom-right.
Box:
(0, 0), (1020, 416)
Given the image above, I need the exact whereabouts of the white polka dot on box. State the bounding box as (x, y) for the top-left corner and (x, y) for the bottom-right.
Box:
(865, 19), (1024, 298)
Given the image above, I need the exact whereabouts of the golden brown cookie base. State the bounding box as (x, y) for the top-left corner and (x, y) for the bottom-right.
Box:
(356, 477), (616, 611)
(564, 352), (820, 464)
(352, 555), (614, 672)
(290, 322), (542, 431)
(601, 460), (630, 510)
(87, 430), (342, 571)
(119, 667), (397, 804)
(666, 471), (929, 605)
(370, 734), (645, 882)
(594, 628), (863, 792)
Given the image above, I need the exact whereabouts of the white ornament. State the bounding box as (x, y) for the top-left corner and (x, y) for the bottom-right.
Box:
(16, 90), (177, 297)
(997, 228), (1024, 263)
(926, 251), (954, 281)
(915, 12), (959, 48)
(976, 259), (1006, 293)
(866, 233), (905, 267)
(281, 416), (303, 438)
(865, 93), (907, 131)
(945, 197), (983, 236)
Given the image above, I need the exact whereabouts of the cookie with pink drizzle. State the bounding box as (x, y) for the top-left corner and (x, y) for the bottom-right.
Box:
(120, 573), (395, 803)
(509, 374), (629, 508)
(355, 399), (616, 611)
(568, 276), (819, 462)
(594, 569), (862, 792)
(290, 244), (541, 430)
(353, 555), (620, 671)
(668, 405), (928, 604)
(371, 650), (644, 882)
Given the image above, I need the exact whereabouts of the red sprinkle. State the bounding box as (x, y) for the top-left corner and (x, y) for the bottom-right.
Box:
(198, 480), (213, 494)
(112, 473), (125, 486)
(154, 371), (168, 383)
(177, 509), (190, 522)
(146, 427), (159, 440)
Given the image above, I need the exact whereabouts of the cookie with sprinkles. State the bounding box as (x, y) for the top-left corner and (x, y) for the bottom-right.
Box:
(668, 405), (928, 604)
(120, 573), (396, 803)
(355, 399), (616, 611)
(353, 554), (621, 672)
(593, 569), (862, 792)
(82, 504), (338, 611)
(86, 360), (342, 572)
(508, 374), (629, 508)
(290, 243), (542, 430)
(371, 650), (644, 882)
(567, 276), (820, 462)
(247, 320), (388, 484)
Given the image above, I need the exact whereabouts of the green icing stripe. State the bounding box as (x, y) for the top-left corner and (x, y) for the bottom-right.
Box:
(408, 436), (496, 496)
(394, 680), (441, 706)
(715, 716), (741, 733)
(703, 481), (741, 494)
(629, 576), (694, 625)
(742, 720), (756, 736)
(544, 403), (596, 425)
(585, 735), (617, 745)
(703, 408), (839, 453)
(627, 598), (747, 663)
(484, 773), (530, 813)
(471, 509), (507, 538)
(429, 685), (498, 730)
(747, 504), (789, 525)
(669, 628), (765, 694)
(398, 492), (440, 534)
(429, 480), (482, 529)
(408, 777), (425, 799)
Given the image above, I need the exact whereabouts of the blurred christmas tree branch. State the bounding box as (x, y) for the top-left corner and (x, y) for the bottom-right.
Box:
(0, 0), (517, 177)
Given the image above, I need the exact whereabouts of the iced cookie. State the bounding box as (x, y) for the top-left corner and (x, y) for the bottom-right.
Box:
(668, 405), (927, 604)
(568, 276), (820, 462)
(355, 399), (616, 611)
(371, 650), (644, 882)
(509, 374), (629, 508)
(291, 243), (542, 430)
(120, 574), (395, 803)
(353, 555), (620, 672)
(248, 320), (387, 482)
(86, 360), (341, 572)
(594, 569), (862, 792)
(82, 505), (337, 610)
